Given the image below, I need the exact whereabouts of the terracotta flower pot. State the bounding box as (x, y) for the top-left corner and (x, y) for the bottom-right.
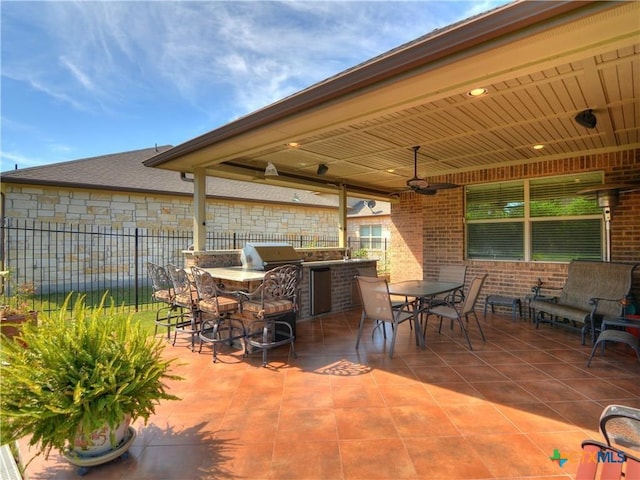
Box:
(0, 311), (37, 341)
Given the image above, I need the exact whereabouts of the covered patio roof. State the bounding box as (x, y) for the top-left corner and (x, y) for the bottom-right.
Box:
(144, 1), (639, 200)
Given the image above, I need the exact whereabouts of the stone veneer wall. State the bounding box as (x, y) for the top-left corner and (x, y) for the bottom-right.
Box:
(0, 184), (340, 237)
(391, 148), (640, 312)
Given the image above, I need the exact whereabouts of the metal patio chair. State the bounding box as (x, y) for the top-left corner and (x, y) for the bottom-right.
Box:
(599, 404), (640, 454)
(239, 264), (301, 367)
(430, 264), (467, 307)
(147, 262), (190, 341)
(355, 275), (415, 359)
(575, 405), (640, 479)
(166, 263), (200, 351)
(191, 266), (245, 362)
(423, 274), (487, 350)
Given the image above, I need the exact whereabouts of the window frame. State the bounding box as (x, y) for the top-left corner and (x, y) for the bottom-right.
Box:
(358, 224), (384, 249)
(464, 172), (604, 262)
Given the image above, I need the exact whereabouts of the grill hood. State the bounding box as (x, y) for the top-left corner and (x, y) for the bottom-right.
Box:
(241, 243), (302, 270)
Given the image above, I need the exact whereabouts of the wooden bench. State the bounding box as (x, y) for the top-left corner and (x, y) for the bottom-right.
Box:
(529, 260), (637, 345)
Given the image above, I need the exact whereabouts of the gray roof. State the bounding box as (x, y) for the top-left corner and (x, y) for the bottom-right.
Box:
(0, 146), (340, 207)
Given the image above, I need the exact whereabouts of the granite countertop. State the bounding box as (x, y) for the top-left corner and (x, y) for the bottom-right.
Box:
(205, 259), (375, 281)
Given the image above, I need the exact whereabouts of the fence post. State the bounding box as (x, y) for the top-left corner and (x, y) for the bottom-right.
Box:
(134, 228), (139, 312)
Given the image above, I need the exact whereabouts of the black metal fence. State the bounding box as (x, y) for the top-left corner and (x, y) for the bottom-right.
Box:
(1, 218), (388, 312)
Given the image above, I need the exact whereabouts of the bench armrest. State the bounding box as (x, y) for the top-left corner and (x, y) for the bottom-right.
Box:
(589, 296), (623, 313)
(531, 284), (562, 298)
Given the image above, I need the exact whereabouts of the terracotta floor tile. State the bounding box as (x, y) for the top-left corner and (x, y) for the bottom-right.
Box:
(412, 365), (466, 384)
(435, 351), (487, 366)
(271, 440), (343, 479)
(473, 350), (526, 365)
(281, 384), (334, 409)
(405, 436), (494, 479)
(216, 408), (280, 443)
(214, 441), (275, 479)
(517, 379), (589, 402)
(425, 382), (487, 407)
(470, 381), (540, 405)
(492, 363), (551, 381)
(371, 365), (418, 384)
(452, 364), (508, 383)
(511, 349), (564, 363)
(277, 407), (338, 442)
(334, 407), (399, 440)
(377, 383), (435, 407)
(562, 377), (639, 401)
(546, 400), (606, 433)
(526, 430), (598, 476)
(390, 405), (460, 437)
(445, 404), (519, 435)
(468, 433), (561, 478)
(493, 403), (580, 433)
(537, 361), (595, 379)
(332, 383), (386, 408)
(17, 309), (640, 479)
(340, 438), (417, 479)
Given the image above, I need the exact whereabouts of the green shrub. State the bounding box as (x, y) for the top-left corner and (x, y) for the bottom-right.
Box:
(0, 293), (181, 459)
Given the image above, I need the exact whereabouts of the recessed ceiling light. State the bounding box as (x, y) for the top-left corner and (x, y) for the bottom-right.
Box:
(533, 144), (545, 150)
(466, 87), (488, 97)
(287, 142), (300, 148)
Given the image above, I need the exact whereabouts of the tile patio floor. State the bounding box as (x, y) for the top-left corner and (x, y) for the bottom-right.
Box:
(18, 307), (640, 479)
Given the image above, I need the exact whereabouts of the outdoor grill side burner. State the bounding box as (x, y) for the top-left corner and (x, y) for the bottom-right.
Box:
(241, 242), (303, 271)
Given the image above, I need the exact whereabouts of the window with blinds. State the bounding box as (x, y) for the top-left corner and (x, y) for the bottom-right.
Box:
(465, 172), (603, 261)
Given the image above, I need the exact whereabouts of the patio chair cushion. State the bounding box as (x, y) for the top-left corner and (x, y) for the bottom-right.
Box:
(152, 289), (173, 303)
(174, 292), (195, 307)
(242, 299), (294, 316)
(198, 296), (240, 314)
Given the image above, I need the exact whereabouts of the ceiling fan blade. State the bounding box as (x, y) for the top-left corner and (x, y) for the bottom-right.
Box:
(428, 182), (459, 190)
(414, 188), (438, 195)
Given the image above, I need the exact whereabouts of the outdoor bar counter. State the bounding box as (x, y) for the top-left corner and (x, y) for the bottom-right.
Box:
(184, 248), (377, 320)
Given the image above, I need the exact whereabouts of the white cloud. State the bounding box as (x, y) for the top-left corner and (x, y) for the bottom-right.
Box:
(4, 1), (510, 113)
(2, 1), (510, 127)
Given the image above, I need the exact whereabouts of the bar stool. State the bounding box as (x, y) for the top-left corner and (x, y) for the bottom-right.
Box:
(239, 264), (301, 367)
(191, 266), (245, 362)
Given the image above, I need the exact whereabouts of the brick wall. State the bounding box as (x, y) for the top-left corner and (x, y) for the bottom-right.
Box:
(390, 193), (424, 281)
(390, 149), (640, 311)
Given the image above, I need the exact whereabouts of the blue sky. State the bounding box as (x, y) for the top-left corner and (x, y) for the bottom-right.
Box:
(1, 1), (507, 171)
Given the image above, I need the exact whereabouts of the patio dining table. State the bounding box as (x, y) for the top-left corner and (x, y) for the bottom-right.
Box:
(387, 280), (464, 348)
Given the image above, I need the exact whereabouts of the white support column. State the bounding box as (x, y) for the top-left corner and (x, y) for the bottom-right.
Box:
(193, 168), (206, 251)
(338, 185), (347, 248)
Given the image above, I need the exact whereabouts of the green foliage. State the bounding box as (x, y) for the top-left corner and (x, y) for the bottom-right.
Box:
(0, 293), (181, 459)
(530, 196), (600, 217)
(351, 248), (369, 259)
(0, 270), (36, 316)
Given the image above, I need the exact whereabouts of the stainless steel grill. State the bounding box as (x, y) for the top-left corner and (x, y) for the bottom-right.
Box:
(241, 243), (302, 271)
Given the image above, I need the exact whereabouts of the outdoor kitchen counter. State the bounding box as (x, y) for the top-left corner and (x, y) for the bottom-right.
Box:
(204, 259), (378, 320)
(299, 259), (377, 320)
(203, 266), (266, 283)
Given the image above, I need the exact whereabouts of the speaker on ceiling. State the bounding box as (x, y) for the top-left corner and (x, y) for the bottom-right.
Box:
(574, 109), (597, 129)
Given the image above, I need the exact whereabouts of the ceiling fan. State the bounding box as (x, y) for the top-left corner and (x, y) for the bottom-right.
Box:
(405, 146), (458, 195)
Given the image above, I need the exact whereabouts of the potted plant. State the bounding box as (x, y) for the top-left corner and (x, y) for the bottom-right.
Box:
(0, 292), (181, 469)
(0, 270), (37, 340)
